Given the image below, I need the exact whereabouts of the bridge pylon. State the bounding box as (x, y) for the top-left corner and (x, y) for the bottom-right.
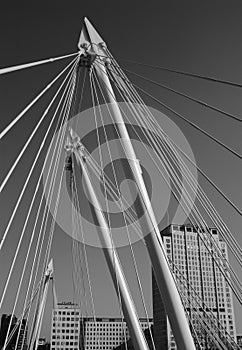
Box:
(65, 129), (151, 350)
(77, 17), (196, 350)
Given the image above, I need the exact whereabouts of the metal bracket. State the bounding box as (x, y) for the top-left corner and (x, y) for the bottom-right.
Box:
(64, 129), (87, 166)
(79, 52), (97, 69)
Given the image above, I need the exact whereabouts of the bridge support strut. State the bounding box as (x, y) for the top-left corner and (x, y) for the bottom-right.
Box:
(78, 17), (196, 350)
(66, 132), (150, 350)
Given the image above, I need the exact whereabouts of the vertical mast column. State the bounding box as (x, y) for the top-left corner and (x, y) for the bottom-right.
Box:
(92, 54), (196, 350)
(30, 260), (54, 350)
(67, 135), (150, 350)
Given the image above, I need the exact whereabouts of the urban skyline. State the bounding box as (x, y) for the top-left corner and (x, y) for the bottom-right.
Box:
(0, 224), (240, 349)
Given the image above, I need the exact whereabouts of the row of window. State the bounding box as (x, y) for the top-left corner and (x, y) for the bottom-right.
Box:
(54, 311), (80, 316)
(52, 329), (79, 333)
(52, 335), (78, 340)
(86, 339), (125, 343)
(85, 323), (150, 329)
(51, 347), (78, 350)
(53, 317), (79, 321)
(53, 323), (79, 327)
(86, 344), (119, 350)
(52, 341), (78, 346)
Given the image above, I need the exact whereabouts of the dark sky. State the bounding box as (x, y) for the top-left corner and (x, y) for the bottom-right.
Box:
(0, 0), (242, 341)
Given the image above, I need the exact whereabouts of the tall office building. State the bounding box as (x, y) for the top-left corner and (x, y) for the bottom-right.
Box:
(50, 302), (81, 350)
(152, 224), (237, 350)
(80, 317), (153, 350)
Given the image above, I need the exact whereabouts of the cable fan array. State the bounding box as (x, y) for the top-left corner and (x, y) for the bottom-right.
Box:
(0, 53), (80, 350)
(87, 49), (241, 349)
(0, 39), (241, 350)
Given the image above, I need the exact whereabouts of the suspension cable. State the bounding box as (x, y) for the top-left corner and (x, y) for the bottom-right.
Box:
(103, 60), (242, 259)
(0, 55), (79, 140)
(118, 67), (242, 123)
(105, 63), (242, 288)
(3, 280), (42, 350)
(170, 258), (240, 349)
(0, 57), (79, 251)
(27, 70), (77, 343)
(72, 167), (102, 350)
(94, 61), (242, 303)
(101, 60), (242, 161)
(90, 72), (129, 350)
(97, 60), (242, 218)
(0, 52), (79, 75)
(107, 63), (242, 260)
(113, 62), (242, 259)
(91, 71), (154, 350)
(0, 61), (81, 194)
(0, 73), (74, 309)
(114, 57), (242, 89)
(0, 62), (78, 345)
(15, 66), (79, 350)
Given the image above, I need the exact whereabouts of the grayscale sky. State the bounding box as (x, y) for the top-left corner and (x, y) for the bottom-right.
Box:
(0, 0), (242, 341)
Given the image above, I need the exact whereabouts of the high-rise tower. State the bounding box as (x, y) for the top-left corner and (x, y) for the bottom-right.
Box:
(152, 224), (237, 349)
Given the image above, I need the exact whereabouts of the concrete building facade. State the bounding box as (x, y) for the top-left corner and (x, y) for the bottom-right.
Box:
(152, 224), (237, 350)
(80, 317), (153, 350)
(50, 302), (81, 350)
(50, 302), (152, 350)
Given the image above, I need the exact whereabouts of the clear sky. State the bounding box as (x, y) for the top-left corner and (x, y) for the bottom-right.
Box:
(0, 0), (242, 342)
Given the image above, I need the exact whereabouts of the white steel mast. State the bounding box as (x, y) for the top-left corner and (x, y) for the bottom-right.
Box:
(77, 18), (196, 350)
(65, 130), (150, 350)
(30, 260), (54, 350)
